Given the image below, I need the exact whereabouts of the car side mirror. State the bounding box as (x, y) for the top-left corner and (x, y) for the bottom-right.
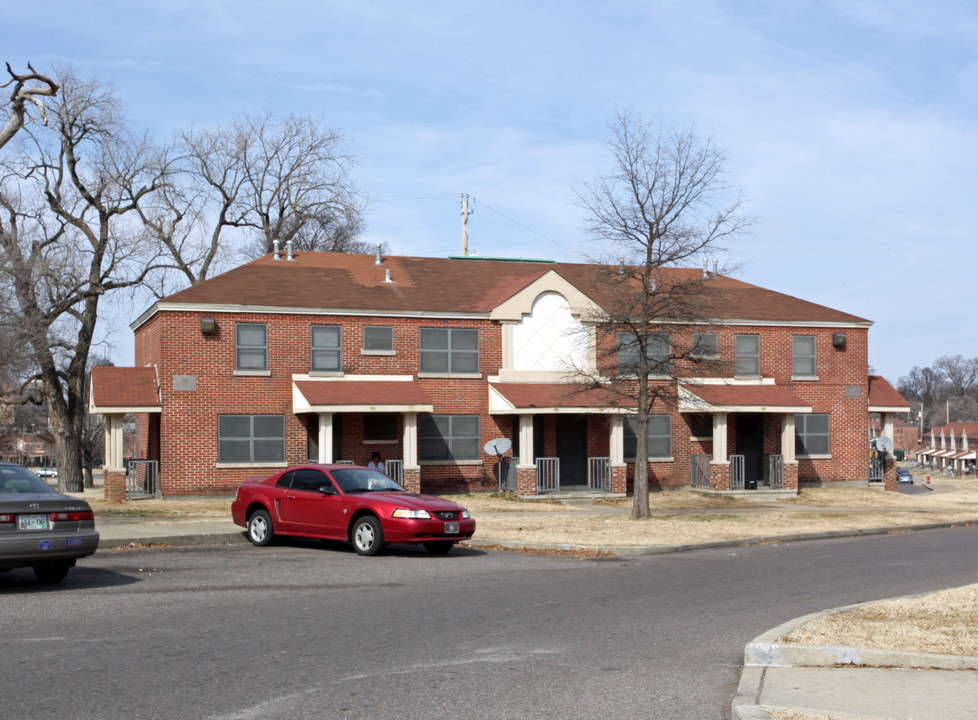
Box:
(319, 485), (337, 495)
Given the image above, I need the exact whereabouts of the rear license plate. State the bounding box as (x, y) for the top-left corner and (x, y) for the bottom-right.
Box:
(18, 514), (49, 531)
(444, 522), (459, 535)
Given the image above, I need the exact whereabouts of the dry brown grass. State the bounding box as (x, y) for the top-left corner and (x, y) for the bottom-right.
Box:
(782, 584), (978, 656)
(87, 497), (232, 518)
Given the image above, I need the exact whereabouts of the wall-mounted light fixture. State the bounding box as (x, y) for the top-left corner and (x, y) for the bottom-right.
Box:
(200, 317), (218, 335)
(832, 332), (847, 348)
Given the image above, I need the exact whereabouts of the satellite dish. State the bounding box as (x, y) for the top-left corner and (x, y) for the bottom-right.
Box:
(483, 438), (512, 457)
(876, 436), (893, 453)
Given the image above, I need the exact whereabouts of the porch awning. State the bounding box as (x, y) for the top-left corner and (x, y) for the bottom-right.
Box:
(293, 380), (434, 413)
(89, 366), (161, 414)
(679, 383), (811, 413)
(488, 382), (628, 415)
(868, 375), (911, 413)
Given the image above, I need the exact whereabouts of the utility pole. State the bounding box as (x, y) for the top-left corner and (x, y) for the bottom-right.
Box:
(461, 194), (472, 256)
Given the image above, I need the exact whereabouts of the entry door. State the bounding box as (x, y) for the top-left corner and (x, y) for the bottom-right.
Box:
(556, 414), (588, 488)
(736, 414), (764, 485)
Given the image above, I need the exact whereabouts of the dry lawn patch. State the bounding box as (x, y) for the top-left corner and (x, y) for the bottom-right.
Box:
(473, 509), (976, 546)
(782, 584), (978, 656)
(89, 498), (232, 518)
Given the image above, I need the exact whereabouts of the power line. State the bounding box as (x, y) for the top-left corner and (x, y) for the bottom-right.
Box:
(471, 197), (575, 255)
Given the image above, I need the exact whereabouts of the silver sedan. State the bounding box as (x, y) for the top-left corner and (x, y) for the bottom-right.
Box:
(0, 463), (99, 583)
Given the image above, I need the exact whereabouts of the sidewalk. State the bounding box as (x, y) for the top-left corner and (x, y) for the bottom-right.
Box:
(733, 606), (978, 720)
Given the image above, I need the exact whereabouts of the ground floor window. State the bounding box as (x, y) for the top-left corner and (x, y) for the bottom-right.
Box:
(420, 415), (480, 461)
(219, 415), (285, 463)
(624, 415), (671, 460)
(795, 413), (829, 456)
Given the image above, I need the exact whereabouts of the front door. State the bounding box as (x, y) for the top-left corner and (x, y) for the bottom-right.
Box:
(736, 414), (764, 488)
(556, 414), (588, 489)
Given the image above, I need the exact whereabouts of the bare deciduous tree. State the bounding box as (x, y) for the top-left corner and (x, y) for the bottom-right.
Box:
(142, 111), (368, 295)
(1, 63), (58, 151)
(575, 109), (749, 519)
(0, 67), (169, 492)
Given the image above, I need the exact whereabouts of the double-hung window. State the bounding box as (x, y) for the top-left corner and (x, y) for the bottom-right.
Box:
(623, 415), (672, 460)
(793, 335), (816, 378)
(419, 415), (480, 461)
(420, 328), (479, 374)
(311, 325), (341, 372)
(363, 326), (393, 352)
(236, 323), (267, 371)
(617, 332), (670, 376)
(692, 333), (718, 358)
(735, 334), (760, 377)
(795, 414), (829, 456)
(218, 415), (285, 463)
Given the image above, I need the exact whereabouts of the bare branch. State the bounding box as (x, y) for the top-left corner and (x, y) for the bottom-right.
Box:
(1, 63), (59, 151)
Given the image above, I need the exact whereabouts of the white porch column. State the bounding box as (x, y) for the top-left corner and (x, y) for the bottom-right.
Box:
(781, 413), (796, 463)
(106, 414), (125, 470)
(610, 414), (624, 465)
(881, 412), (894, 447)
(403, 412), (419, 468)
(712, 413), (728, 462)
(317, 412), (333, 464)
(518, 414), (535, 468)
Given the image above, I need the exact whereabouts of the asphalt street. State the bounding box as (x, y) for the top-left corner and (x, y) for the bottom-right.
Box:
(3, 526), (978, 720)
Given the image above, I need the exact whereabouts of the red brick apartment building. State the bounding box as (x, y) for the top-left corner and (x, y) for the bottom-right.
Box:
(90, 251), (909, 500)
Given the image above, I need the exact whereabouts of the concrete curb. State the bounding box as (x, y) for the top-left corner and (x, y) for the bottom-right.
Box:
(100, 532), (248, 549)
(731, 593), (978, 720)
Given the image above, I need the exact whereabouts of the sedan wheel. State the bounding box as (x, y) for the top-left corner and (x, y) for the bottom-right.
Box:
(33, 560), (72, 584)
(247, 509), (274, 547)
(352, 516), (384, 556)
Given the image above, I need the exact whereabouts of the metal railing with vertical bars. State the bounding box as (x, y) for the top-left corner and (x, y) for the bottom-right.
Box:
(729, 454), (745, 490)
(385, 459), (403, 485)
(766, 454), (784, 490)
(126, 459), (159, 500)
(588, 457), (611, 492)
(536, 457), (559, 494)
(691, 454), (712, 489)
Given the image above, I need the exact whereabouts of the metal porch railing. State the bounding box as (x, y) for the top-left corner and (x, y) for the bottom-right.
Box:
(536, 457), (559, 494)
(588, 457), (611, 492)
(729, 454), (745, 490)
(766, 454), (784, 490)
(691, 454), (712, 489)
(127, 459), (159, 500)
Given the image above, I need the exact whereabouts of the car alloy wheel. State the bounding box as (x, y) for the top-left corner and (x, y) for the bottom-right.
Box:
(352, 516), (384, 556)
(247, 509), (274, 547)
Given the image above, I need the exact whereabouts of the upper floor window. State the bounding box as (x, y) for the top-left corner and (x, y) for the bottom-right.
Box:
(795, 413), (829, 456)
(363, 326), (393, 352)
(236, 323), (267, 371)
(623, 415), (672, 460)
(735, 334), (760, 377)
(311, 325), (341, 372)
(793, 335), (816, 377)
(420, 328), (479, 374)
(692, 333), (718, 358)
(218, 414), (285, 463)
(420, 414), (480, 461)
(617, 332), (670, 376)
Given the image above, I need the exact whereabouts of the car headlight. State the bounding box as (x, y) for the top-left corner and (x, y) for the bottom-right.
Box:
(461, 510), (470, 519)
(392, 508), (431, 519)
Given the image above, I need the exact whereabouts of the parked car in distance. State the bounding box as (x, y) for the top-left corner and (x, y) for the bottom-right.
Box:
(0, 462), (99, 583)
(896, 467), (914, 484)
(231, 464), (475, 556)
(34, 467), (58, 478)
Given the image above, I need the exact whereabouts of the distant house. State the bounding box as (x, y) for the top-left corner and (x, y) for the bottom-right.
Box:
(915, 422), (978, 476)
(90, 251), (910, 500)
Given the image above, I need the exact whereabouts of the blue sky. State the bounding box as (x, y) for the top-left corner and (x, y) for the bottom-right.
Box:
(5, 1), (977, 384)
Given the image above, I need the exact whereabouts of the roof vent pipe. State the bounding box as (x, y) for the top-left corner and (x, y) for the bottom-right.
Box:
(384, 268), (394, 283)
(702, 257), (708, 277)
(286, 239), (294, 262)
(618, 256), (625, 274)
(273, 239), (281, 260)
(375, 244), (383, 265)
(713, 258), (718, 277)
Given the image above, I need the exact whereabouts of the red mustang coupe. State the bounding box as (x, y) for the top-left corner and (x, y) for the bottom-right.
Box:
(231, 464), (475, 555)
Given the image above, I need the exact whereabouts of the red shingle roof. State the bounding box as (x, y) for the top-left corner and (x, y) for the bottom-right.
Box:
(294, 381), (433, 410)
(149, 252), (870, 325)
(489, 382), (630, 411)
(868, 376), (910, 411)
(90, 366), (160, 410)
(681, 383), (810, 411)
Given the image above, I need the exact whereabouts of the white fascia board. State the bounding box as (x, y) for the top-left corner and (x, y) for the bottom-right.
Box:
(298, 404), (434, 414)
(90, 405), (162, 414)
(139, 302), (490, 327)
(291, 374), (415, 382)
(870, 405), (911, 413)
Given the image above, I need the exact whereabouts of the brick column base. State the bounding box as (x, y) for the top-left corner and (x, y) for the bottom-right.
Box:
(611, 465), (627, 494)
(104, 469), (127, 503)
(784, 462), (799, 491)
(710, 463), (730, 491)
(517, 466), (536, 495)
(402, 468), (421, 493)
(883, 457), (898, 491)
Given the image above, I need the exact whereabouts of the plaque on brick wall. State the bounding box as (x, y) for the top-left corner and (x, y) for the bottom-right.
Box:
(845, 385), (861, 398)
(173, 375), (197, 391)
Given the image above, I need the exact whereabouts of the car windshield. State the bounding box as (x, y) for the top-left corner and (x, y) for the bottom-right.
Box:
(0, 465), (60, 494)
(331, 468), (405, 493)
